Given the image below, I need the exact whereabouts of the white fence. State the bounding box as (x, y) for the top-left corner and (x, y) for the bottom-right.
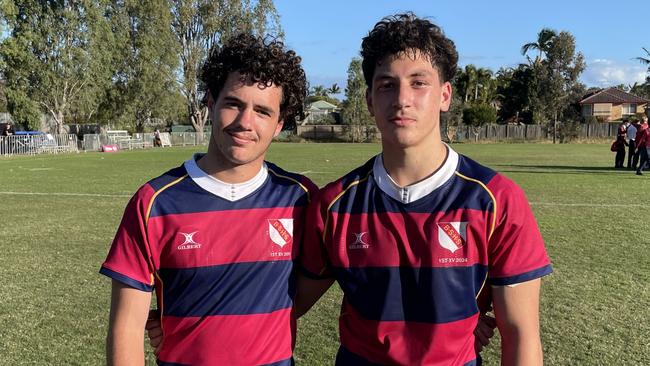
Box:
(0, 132), (212, 156)
(81, 132), (210, 152)
(0, 134), (78, 156)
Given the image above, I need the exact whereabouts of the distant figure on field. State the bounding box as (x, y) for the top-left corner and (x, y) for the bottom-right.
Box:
(636, 118), (649, 176)
(1, 123), (14, 155)
(153, 129), (162, 147)
(627, 119), (639, 169)
(1, 123), (13, 136)
(614, 121), (627, 168)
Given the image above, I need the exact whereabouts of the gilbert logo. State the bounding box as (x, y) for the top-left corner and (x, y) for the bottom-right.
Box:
(177, 231), (202, 250)
(349, 232), (370, 249)
(437, 222), (467, 253)
(268, 219), (293, 248)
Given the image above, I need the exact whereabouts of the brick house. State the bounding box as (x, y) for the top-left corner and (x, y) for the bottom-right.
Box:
(579, 87), (648, 121)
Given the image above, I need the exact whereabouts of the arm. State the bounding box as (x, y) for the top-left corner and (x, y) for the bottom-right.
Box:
(492, 279), (543, 366)
(294, 273), (335, 318)
(107, 280), (152, 366)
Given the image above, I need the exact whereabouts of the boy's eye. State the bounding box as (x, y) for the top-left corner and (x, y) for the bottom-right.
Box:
(377, 81), (394, 90)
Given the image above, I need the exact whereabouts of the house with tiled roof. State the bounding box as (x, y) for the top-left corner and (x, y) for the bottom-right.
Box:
(579, 88), (647, 121)
(300, 100), (340, 125)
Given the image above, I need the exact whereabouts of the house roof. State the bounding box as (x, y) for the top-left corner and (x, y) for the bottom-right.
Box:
(579, 88), (648, 104)
(307, 100), (338, 111)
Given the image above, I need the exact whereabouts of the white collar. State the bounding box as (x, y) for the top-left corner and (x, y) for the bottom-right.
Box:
(373, 145), (459, 204)
(184, 154), (268, 202)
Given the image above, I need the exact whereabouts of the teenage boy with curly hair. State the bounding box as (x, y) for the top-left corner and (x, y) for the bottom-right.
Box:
(297, 13), (552, 366)
(101, 33), (316, 366)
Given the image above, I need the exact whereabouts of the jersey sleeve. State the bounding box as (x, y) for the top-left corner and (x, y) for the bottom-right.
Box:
(100, 185), (156, 291)
(298, 189), (334, 279)
(486, 176), (552, 286)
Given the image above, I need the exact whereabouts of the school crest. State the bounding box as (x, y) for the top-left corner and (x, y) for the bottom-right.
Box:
(268, 219), (293, 248)
(437, 222), (468, 253)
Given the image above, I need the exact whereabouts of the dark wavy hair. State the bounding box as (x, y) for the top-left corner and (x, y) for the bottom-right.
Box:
(201, 33), (307, 130)
(361, 13), (458, 87)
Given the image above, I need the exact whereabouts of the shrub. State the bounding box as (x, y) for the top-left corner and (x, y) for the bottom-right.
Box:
(462, 104), (497, 126)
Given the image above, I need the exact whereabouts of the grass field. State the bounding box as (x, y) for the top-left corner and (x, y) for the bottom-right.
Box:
(0, 143), (649, 365)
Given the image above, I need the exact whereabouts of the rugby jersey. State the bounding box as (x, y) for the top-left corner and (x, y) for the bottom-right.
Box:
(101, 155), (317, 366)
(299, 146), (552, 366)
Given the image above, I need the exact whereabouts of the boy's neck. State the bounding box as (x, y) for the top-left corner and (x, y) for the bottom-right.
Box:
(381, 140), (448, 187)
(197, 152), (265, 184)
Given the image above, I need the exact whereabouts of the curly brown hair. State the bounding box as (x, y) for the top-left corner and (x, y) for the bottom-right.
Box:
(361, 13), (458, 88)
(201, 33), (307, 130)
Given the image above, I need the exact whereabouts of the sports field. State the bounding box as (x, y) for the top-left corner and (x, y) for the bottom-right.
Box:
(0, 143), (648, 365)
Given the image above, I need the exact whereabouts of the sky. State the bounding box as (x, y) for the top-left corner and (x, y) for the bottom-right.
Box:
(274, 0), (650, 95)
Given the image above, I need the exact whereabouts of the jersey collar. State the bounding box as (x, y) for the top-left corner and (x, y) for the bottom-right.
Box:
(184, 153), (268, 201)
(373, 145), (459, 204)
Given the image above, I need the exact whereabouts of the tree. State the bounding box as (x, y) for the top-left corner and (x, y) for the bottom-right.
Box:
(496, 65), (535, 123)
(534, 31), (585, 128)
(521, 28), (557, 65)
(328, 83), (341, 95)
(105, 0), (180, 132)
(517, 29), (585, 135)
(440, 92), (463, 142)
(171, 0), (282, 141)
(475, 67), (493, 102)
(459, 64), (477, 103)
(636, 47), (650, 72)
(1, 1), (117, 133)
(306, 84), (339, 105)
(341, 58), (374, 142)
(311, 85), (327, 97)
(462, 103), (497, 142)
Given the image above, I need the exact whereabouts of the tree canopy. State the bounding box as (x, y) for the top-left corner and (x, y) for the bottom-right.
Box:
(0, 0), (283, 133)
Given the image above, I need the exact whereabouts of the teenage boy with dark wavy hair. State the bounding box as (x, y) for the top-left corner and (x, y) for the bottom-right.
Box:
(101, 33), (317, 366)
(297, 13), (552, 366)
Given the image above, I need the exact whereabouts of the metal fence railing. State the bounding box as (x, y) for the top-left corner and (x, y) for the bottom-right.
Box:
(80, 132), (211, 152)
(0, 134), (78, 156)
(0, 122), (628, 157)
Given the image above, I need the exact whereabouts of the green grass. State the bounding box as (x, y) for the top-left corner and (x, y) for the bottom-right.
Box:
(0, 143), (648, 365)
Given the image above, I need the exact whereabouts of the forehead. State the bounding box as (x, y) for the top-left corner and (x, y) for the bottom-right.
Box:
(373, 50), (438, 77)
(220, 72), (283, 102)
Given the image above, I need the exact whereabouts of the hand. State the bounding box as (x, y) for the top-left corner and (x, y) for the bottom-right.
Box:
(474, 313), (497, 353)
(145, 309), (163, 356)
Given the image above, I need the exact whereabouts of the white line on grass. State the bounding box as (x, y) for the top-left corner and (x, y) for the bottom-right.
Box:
(0, 192), (641, 207)
(0, 191), (131, 198)
(530, 202), (644, 208)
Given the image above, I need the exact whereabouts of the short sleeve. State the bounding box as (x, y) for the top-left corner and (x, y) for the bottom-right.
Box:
(298, 190), (334, 279)
(100, 185), (156, 291)
(487, 176), (552, 286)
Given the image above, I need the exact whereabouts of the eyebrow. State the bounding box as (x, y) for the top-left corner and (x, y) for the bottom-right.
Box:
(373, 69), (434, 81)
(221, 95), (276, 115)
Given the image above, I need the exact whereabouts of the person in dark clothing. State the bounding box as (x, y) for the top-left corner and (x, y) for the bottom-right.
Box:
(627, 119), (639, 169)
(1, 123), (13, 155)
(636, 119), (649, 175)
(615, 122), (627, 168)
(1, 123), (13, 137)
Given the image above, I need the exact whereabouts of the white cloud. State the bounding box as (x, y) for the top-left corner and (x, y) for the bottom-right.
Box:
(582, 59), (648, 87)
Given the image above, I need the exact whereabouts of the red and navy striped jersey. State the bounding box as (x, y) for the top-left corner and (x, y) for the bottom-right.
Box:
(101, 157), (317, 366)
(299, 147), (552, 365)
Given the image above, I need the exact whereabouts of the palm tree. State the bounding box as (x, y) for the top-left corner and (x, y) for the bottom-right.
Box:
(328, 83), (341, 95)
(475, 68), (493, 101)
(311, 85), (327, 97)
(521, 28), (557, 64)
(636, 47), (650, 72)
(462, 64), (477, 103)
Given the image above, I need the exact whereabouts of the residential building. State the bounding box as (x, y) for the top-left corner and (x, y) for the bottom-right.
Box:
(579, 88), (648, 121)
